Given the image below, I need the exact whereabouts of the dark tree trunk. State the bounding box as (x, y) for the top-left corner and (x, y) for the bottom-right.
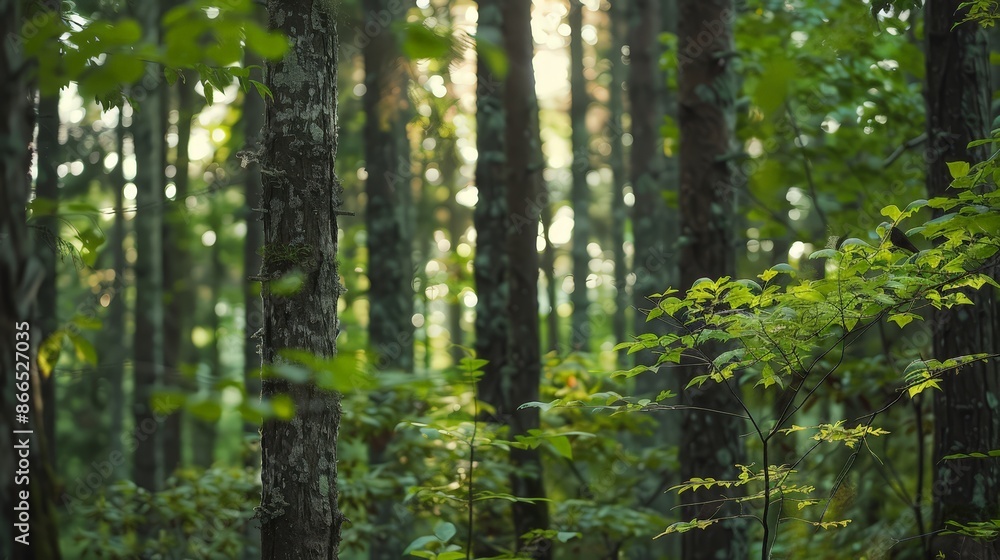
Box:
(474, 0), (509, 415)
(676, 1), (747, 559)
(363, 3), (414, 557)
(259, 1), (345, 558)
(629, 0), (669, 349)
(162, 68), (196, 476)
(569, 0), (591, 351)
(365, 0), (414, 373)
(131, 0), (166, 492)
(608, 0), (628, 366)
(503, 1), (551, 557)
(925, 2), (1000, 558)
(36, 73), (59, 469)
(541, 203), (559, 354)
(107, 123), (128, 480)
(0, 0), (62, 556)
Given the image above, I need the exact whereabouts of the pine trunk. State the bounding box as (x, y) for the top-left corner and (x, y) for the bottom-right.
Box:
(569, 0), (591, 351)
(259, 1), (345, 558)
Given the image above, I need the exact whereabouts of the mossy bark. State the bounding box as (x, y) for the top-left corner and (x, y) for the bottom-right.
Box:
(259, 1), (345, 558)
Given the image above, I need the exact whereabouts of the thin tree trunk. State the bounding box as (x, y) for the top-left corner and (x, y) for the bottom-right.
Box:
(677, 1), (747, 559)
(1, 0), (63, 555)
(259, 1), (345, 557)
(608, 0), (628, 365)
(503, 1), (551, 556)
(36, 69), (59, 468)
(365, 0), (414, 373)
(541, 203), (559, 354)
(925, 2), (1000, 558)
(474, 0), (509, 415)
(569, 0), (590, 351)
(162, 68), (196, 477)
(131, 0), (166, 492)
(107, 122), (128, 480)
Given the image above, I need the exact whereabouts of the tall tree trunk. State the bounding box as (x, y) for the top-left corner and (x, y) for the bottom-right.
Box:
(364, 4), (413, 556)
(924, 2), (1000, 558)
(162, 69), (196, 476)
(541, 203), (559, 353)
(1, 0), (63, 556)
(629, 0), (668, 352)
(676, 1), (747, 559)
(36, 68), (59, 469)
(242, 47), (265, 560)
(107, 122), (128, 480)
(608, 0), (628, 365)
(131, 0), (166, 492)
(474, 0), (509, 416)
(365, 0), (414, 372)
(503, 1), (551, 557)
(569, 0), (591, 351)
(259, 1), (345, 557)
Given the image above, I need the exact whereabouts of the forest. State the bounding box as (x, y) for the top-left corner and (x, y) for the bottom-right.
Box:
(2, 0), (1000, 558)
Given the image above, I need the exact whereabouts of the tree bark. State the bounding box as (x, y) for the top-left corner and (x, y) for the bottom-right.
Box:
(474, 0), (509, 416)
(162, 68), (196, 476)
(0, 0), (63, 556)
(676, 1), (747, 559)
(35, 27), (59, 464)
(503, 1), (552, 557)
(365, 0), (414, 373)
(608, 0), (628, 366)
(131, 0), (166, 492)
(629, 0), (669, 350)
(569, 0), (591, 351)
(259, 1), (345, 558)
(925, 2), (1000, 558)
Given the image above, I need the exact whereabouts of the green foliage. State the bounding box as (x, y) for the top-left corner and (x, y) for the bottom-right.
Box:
(24, 0), (286, 108)
(593, 160), (1000, 550)
(71, 468), (259, 559)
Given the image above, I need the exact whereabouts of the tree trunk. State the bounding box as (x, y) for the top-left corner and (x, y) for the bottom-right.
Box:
(924, 2), (1000, 558)
(0, 0), (63, 556)
(107, 122), (128, 480)
(365, 0), (414, 373)
(569, 0), (591, 351)
(36, 74), (59, 470)
(131, 0), (166, 493)
(676, 1), (747, 559)
(259, 1), (345, 558)
(608, 0), (628, 366)
(629, 0), (669, 350)
(474, 0), (509, 416)
(503, 1), (552, 556)
(162, 68), (196, 477)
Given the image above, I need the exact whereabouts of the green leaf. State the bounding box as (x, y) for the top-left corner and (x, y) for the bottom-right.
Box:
(880, 205), (901, 221)
(548, 435), (573, 460)
(401, 23), (452, 60)
(947, 161), (970, 179)
(433, 521), (457, 543)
